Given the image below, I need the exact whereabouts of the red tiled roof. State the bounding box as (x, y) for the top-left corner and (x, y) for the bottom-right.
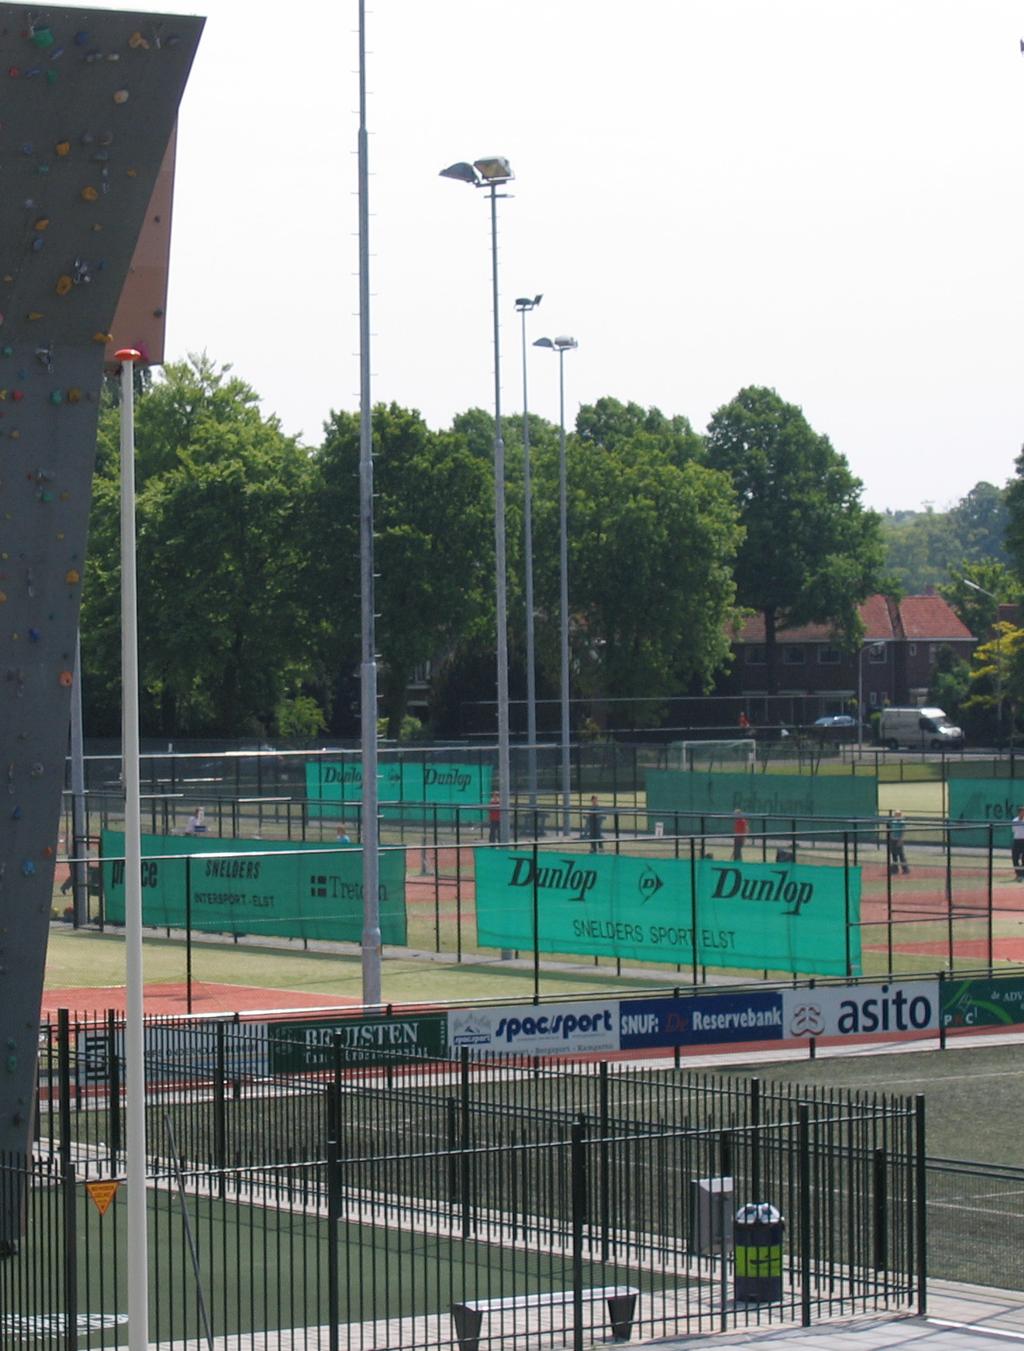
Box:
(734, 594), (974, 644)
(898, 595), (974, 641)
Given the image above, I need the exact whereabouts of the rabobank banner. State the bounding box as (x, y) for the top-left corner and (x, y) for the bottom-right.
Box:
(646, 769), (877, 838)
(948, 779), (1021, 848)
(618, 992), (784, 1049)
(448, 1000), (620, 1055)
(475, 849), (860, 976)
(781, 980), (939, 1039)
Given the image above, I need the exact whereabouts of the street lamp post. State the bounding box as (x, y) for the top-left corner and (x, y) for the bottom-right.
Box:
(516, 295), (542, 819)
(534, 334), (578, 835)
(440, 157), (515, 843)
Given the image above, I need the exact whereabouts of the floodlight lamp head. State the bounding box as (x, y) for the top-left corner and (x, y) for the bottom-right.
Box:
(553, 336), (578, 351)
(473, 156), (514, 184)
(439, 161), (479, 185)
(515, 294), (542, 312)
(533, 337), (555, 349)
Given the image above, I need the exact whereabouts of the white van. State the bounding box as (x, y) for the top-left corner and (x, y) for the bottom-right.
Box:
(877, 707), (963, 751)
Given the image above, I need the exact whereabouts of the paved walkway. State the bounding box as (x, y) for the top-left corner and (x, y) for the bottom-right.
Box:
(643, 1279), (1024, 1348)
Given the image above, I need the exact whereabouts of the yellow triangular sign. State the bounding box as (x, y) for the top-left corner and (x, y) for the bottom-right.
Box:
(86, 1180), (119, 1216)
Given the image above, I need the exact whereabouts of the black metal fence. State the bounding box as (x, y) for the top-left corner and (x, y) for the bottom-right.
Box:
(5, 1033), (924, 1349)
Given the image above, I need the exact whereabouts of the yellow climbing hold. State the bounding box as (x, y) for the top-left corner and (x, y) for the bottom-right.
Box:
(92, 331), (111, 344)
(81, 185), (98, 202)
(54, 140), (70, 157)
(33, 218), (49, 232)
(55, 275), (72, 296)
(65, 569), (80, 585)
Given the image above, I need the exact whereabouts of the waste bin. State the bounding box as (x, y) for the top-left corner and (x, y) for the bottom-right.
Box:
(733, 1202), (784, 1302)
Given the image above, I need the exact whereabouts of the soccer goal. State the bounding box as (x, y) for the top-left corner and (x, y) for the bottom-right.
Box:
(667, 739), (756, 772)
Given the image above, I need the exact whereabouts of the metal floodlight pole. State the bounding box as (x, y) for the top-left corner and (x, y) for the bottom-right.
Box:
(440, 157), (514, 844)
(115, 347), (149, 1351)
(534, 335), (578, 834)
(516, 295), (542, 815)
(357, 0), (381, 1006)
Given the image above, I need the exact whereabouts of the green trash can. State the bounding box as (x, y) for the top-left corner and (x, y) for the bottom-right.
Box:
(734, 1202), (784, 1302)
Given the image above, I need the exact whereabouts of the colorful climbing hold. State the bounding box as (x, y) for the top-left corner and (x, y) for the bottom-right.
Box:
(54, 276), (72, 297)
(80, 185), (98, 202)
(112, 89), (128, 104)
(58, 670), (72, 687)
(54, 140), (69, 157)
(64, 570), (79, 585)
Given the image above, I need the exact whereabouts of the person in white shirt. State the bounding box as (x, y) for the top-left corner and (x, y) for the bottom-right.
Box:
(1012, 806), (1024, 882)
(185, 806), (207, 835)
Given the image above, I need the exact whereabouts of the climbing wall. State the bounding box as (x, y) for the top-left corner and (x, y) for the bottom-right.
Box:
(0, 5), (203, 1212)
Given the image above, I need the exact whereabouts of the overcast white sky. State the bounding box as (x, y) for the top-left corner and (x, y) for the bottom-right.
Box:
(109, 0), (1024, 511)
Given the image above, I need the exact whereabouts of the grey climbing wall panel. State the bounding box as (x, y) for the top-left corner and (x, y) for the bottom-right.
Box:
(0, 5), (203, 1230)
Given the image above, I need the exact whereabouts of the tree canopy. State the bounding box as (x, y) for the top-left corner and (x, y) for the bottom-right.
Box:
(705, 386), (883, 692)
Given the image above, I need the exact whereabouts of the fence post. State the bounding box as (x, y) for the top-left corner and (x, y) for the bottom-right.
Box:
(571, 1120), (586, 1351)
(57, 1009), (72, 1174)
(799, 1103), (812, 1327)
(214, 1022), (227, 1184)
(915, 1095), (927, 1317)
(460, 1047), (472, 1238)
(327, 1131), (340, 1351)
(689, 837), (699, 987)
(107, 1009), (121, 1172)
(873, 1147), (888, 1278)
(599, 1063), (610, 1260)
(938, 971), (946, 1051)
(843, 834), (852, 977)
(987, 822), (995, 970)
(62, 1158), (79, 1351)
(750, 1077), (761, 1202)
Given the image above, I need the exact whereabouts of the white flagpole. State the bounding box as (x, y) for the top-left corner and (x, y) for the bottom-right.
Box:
(116, 347), (149, 1351)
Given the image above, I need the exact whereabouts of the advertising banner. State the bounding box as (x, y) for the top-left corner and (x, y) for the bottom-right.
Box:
(941, 975), (1024, 1029)
(781, 980), (939, 1039)
(618, 992), (784, 1049)
(948, 779), (1021, 848)
(475, 849), (860, 977)
(646, 769), (877, 838)
(448, 1000), (620, 1055)
(101, 831), (407, 946)
(268, 1014), (448, 1071)
(306, 761), (492, 823)
(77, 1022), (269, 1086)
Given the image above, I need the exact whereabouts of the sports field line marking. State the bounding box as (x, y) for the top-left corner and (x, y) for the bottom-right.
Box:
(928, 1318), (1024, 1342)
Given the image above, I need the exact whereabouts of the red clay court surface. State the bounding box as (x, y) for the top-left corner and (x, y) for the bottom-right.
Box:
(41, 982), (361, 1018)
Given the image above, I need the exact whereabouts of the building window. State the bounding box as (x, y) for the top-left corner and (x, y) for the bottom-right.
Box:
(782, 646), (805, 666)
(867, 644), (887, 664)
(908, 643), (917, 657)
(818, 646), (842, 665)
(746, 646), (766, 665)
(869, 691), (880, 707)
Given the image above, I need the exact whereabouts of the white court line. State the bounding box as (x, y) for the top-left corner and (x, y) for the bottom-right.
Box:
(928, 1317), (1024, 1342)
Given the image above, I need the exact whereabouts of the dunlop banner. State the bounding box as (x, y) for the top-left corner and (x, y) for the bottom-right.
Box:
(948, 779), (1022, 848)
(941, 975), (1024, 1029)
(268, 1014), (448, 1071)
(306, 761), (492, 824)
(475, 850), (860, 976)
(101, 831), (407, 945)
(645, 769), (877, 838)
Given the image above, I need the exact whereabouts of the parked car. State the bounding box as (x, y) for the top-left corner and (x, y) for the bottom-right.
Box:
(813, 715), (856, 729)
(877, 706), (964, 751)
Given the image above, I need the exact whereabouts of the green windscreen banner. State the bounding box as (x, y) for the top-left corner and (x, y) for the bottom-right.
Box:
(948, 778), (1022, 847)
(101, 831), (407, 945)
(646, 769), (877, 837)
(475, 849), (860, 977)
(306, 761), (492, 823)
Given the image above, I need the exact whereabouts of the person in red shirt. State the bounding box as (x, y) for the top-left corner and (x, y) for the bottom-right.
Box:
(488, 791), (501, 843)
(732, 808), (748, 861)
(738, 711), (751, 733)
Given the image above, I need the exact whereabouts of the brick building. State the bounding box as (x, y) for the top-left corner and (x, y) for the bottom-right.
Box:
(728, 594), (976, 716)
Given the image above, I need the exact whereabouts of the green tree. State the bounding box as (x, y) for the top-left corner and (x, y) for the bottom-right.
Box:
(530, 433), (742, 721)
(313, 404), (493, 738)
(705, 386), (883, 693)
(964, 623), (1024, 743)
(81, 356), (316, 736)
(939, 561), (1020, 642)
(575, 397), (704, 468)
(948, 481), (1009, 565)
